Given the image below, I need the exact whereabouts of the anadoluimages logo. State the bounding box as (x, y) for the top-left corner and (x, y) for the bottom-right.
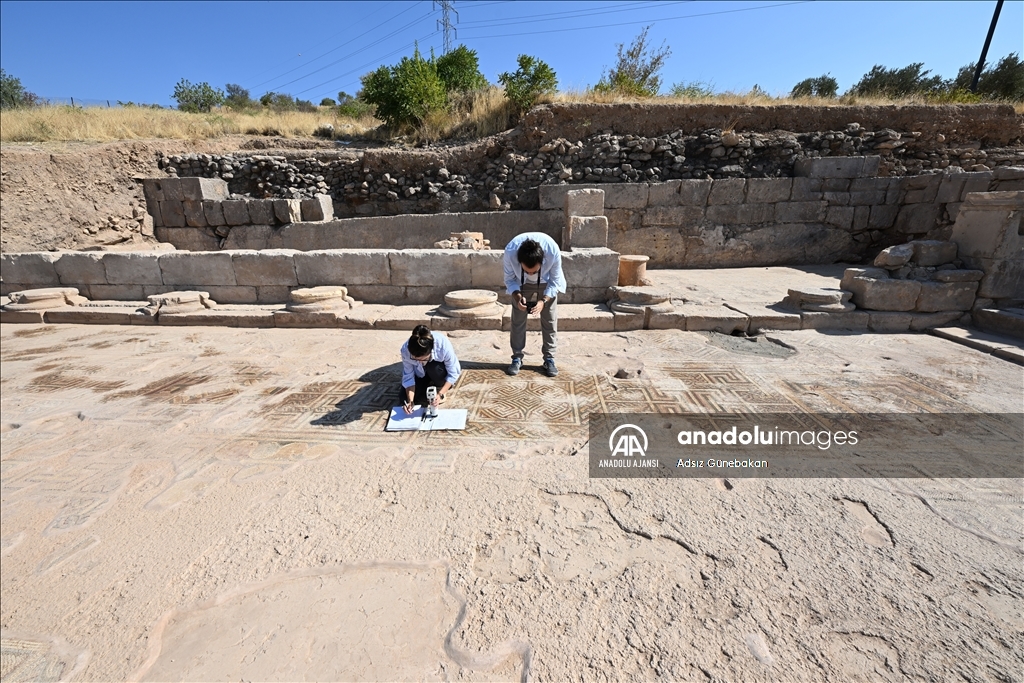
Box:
(609, 424), (648, 457)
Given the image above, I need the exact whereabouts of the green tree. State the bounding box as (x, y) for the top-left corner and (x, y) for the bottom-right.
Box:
(259, 92), (299, 111)
(849, 63), (944, 98)
(360, 46), (447, 129)
(498, 54), (558, 115)
(436, 45), (488, 93)
(790, 74), (838, 98)
(336, 91), (375, 118)
(225, 83), (255, 109)
(172, 79), (225, 112)
(951, 52), (1024, 101)
(320, 97), (337, 106)
(1, 69), (37, 109)
(594, 26), (670, 97)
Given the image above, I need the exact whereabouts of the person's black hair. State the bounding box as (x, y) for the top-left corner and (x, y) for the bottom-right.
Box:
(408, 324), (434, 358)
(517, 239), (544, 268)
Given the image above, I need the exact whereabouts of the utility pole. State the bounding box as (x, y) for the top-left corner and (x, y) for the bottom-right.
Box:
(970, 0), (1004, 93)
(434, 0), (457, 54)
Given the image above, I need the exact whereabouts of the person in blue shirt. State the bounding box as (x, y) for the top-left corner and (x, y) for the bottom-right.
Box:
(399, 325), (462, 414)
(503, 232), (566, 377)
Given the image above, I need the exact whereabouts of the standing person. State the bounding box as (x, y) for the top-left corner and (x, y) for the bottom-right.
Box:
(399, 325), (461, 414)
(503, 232), (565, 377)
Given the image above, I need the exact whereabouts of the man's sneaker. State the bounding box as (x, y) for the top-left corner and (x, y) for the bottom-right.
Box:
(543, 358), (558, 377)
(507, 358), (523, 376)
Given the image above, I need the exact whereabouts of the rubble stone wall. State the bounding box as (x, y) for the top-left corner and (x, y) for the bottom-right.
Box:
(0, 248), (619, 305)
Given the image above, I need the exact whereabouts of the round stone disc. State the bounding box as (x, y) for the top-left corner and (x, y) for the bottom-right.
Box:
(443, 289), (498, 308)
(290, 286), (349, 304)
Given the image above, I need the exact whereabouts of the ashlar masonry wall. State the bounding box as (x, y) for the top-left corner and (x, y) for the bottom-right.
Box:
(0, 248), (619, 305)
(540, 165), (1024, 267)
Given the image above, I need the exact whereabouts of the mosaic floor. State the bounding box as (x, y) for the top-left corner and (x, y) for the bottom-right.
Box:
(1, 324), (1021, 682)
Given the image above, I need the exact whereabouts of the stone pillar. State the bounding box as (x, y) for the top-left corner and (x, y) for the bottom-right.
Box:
(564, 189), (607, 249)
(618, 255), (650, 286)
(950, 191), (1024, 301)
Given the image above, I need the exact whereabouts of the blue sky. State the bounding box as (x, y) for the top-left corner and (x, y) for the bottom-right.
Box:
(1, 1), (1021, 106)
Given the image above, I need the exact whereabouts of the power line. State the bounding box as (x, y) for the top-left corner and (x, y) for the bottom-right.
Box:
(459, 1), (811, 39)
(456, 1), (691, 29)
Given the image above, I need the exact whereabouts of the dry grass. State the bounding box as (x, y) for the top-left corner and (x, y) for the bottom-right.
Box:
(0, 105), (380, 143)
(410, 87), (515, 143)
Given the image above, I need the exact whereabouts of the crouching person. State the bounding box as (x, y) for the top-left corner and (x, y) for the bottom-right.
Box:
(400, 325), (461, 414)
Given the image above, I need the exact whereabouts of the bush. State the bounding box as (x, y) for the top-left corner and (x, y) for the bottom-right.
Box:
(594, 26), (670, 97)
(336, 91), (375, 119)
(1, 69), (38, 109)
(951, 52), (1024, 101)
(669, 80), (714, 98)
(320, 97), (337, 107)
(790, 74), (838, 98)
(225, 83), (255, 110)
(498, 54), (558, 115)
(172, 79), (225, 113)
(849, 63), (944, 98)
(360, 46), (447, 129)
(436, 45), (488, 93)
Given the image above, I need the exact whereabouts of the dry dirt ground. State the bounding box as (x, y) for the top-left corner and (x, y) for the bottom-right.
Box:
(1, 323), (1021, 682)
(0, 137), (343, 254)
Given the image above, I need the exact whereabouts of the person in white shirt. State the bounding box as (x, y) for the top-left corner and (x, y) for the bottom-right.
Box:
(502, 232), (566, 377)
(399, 325), (461, 414)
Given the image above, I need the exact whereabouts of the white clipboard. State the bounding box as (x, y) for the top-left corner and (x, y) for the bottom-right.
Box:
(385, 406), (468, 431)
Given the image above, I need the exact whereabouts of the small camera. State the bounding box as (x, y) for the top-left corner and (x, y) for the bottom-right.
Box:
(524, 299), (538, 313)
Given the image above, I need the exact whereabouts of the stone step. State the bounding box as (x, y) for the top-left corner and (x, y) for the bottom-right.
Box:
(972, 308), (1024, 341)
(929, 326), (1024, 365)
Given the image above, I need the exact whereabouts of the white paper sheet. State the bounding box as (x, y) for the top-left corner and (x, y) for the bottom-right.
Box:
(385, 406), (468, 431)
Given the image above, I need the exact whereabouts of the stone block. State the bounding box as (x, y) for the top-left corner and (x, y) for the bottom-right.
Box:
(300, 194), (334, 222)
(44, 307), (133, 325)
(910, 240), (958, 266)
(904, 180), (941, 204)
(468, 251), (504, 287)
(222, 225), (273, 251)
(222, 200), (250, 226)
(936, 175), (968, 204)
(273, 199), (302, 224)
(677, 179), (713, 206)
(707, 178), (746, 205)
(800, 311), (870, 331)
(973, 257), (1024, 300)
(613, 311), (645, 331)
(160, 201), (187, 227)
(825, 206), (855, 230)
(972, 307), (1024, 338)
(745, 178), (792, 203)
(600, 183), (649, 209)
(646, 181), (682, 206)
(849, 190), (887, 205)
(679, 304), (748, 333)
(874, 244), (914, 267)
(849, 177), (891, 193)
(142, 178), (165, 203)
(160, 309), (275, 327)
(894, 204), (939, 234)
(337, 304), (392, 329)
(388, 250), (472, 287)
(246, 199), (275, 225)
(867, 312), (913, 332)
(54, 252), (108, 285)
(374, 305), (435, 330)
(642, 206), (704, 227)
(564, 188), (604, 217)
(256, 286), (294, 304)
(561, 248), (619, 289)
(568, 215), (608, 249)
(159, 251), (236, 286)
(430, 310), (503, 331)
(776, 201), (826, 223)
(0, 308), (45, 323)
(852, 205), (871, 232)
(735, 305), (802, 332)
(559, 303), (615, 331)
(822, 179), (851, 192)
(647, 308), (687, 330)
(959, 172), (993, 200)
(705, 203), (774, 225)
(1, 252), (61, 286)
(294, 250), (391, 287)
(157, 177), (184, 201)
(788, 177), (823, 202)
(934, 269), (983, 283)
(179, 177), (229, 201)
(199, 286), (259, 304)
(915, 281), (978, 312)
(272, 310), (346, 328)
(156, 227), (221, 252)
(182, 200), (207, 228)
(908, 311), (964, 331)
(793, 156), (881, 178)
(203, 201), (226, 227)
(231, 249), (298, 286)
(951, 192), (1024, 260)
(846, 276), (921, 311)
(823, 192), (850, 206)
(87, 284), (146, 300)
(868, 204), (899, 229)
